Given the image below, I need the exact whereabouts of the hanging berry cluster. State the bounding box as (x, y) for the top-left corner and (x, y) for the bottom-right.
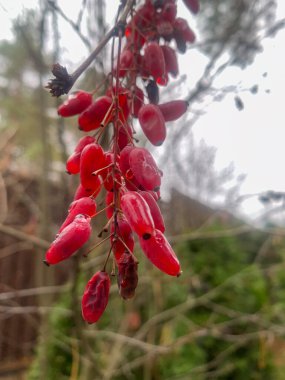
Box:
(45, 0), (199, 324)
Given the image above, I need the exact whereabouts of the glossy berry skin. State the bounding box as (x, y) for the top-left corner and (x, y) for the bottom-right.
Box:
(139, 229), (181, 276)
(117, 251), (138, 299)
(80, 143), (105, 191)
(45, 215), (91, 265)
(138, 104), (166, 146)
(81, 271), (110, 324)
(121, 191), (155, 239)
(111, 217), (135, 260)
(182, 0), (200, 14)
(158, 100), (188, 122)
(139, 191), (165, 233)
(78, 96), (113, 131)
(66, 152), (81, 175)
(129, 147), (161, 191)
(144, 42), (166, 80)
(66, 136), (96, 175)
(59, 197), (96, 233)
(58, 91), (92, 117)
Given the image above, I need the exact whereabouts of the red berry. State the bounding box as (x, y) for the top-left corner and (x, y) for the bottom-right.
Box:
(118, 49), (134, 77)
(117, 123), (133, 151)
(182, 0), (200, 14)
(58, 91), (92, 117)
(139, 229), (181, 276)
(66, 136), (96, 175)
(129, 147), (161, 191)
(73, 179), (102, 201)
(139, 191), (165, 233)
(117, 251), (138, 299)
(119, 145), (140, 191)
(111, 217), (134, 260)
(161, 1), (177, 23)
(158, 100), (188, 122)
(120, 191), (155, 239)
(66, 152), (81, 175)
(80, 143), (105, 191)
(45, 215), (91, 265)
(78, 96), (113, 131)
(74, 136), (96, 153)
(59, 197), (97, 233)
(81, 271), (110, 324)
(144, 42), (166, 80)
(105, 191), (115, 219)
(174, 18), (196, 44)
(161, 45), (179, 77)
(138, 104), (166, 146)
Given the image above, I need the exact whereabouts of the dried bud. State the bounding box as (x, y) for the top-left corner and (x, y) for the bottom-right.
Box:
(45, 63), (73, 97)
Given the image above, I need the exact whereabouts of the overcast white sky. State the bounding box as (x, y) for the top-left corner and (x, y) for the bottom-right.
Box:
(0, 0), (284, 221)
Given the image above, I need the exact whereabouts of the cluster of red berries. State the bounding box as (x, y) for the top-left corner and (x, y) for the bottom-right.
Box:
(45, 0), (199, 324)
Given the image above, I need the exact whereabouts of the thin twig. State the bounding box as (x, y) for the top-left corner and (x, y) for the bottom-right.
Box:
(0, 224), (50, 249)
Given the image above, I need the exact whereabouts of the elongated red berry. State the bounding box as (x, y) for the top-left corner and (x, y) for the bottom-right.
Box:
(139, 229), (181, 276)
(117, 251), (138, 299)
(58, 91), (92, 117)
(139, 191), (165, 233)
(182, 0), (200, 14)
(138, 104), (166, 146)
(59, 197), (96, 233)
(118, 49), (134, 77)
(66, 152), (81, 174)
(121, 191), (155, 239)
(117, 123), (133, 151)
(66, 136), (96, 175)
(144, 42), (166, 80)
(161, 45), (179, 77)
(174, 18), (196, 43)
(80, 143), (105, 191)
(158, 100), (188, 122)
(119, 145), (140, 191)
(73, 179), (101, 201)
(45, 215), (91, 265)
(129, 147), (161, 191)
(81, 271), (110, 324)
(111, 217), (135, 260)
(74, 136), (96, 153)
(78, 96), (113, 131)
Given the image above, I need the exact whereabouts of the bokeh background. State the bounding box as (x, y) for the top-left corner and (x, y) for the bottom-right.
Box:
(0, 0), (285, 379)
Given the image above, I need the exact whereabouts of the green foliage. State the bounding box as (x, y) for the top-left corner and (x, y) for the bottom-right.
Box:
(27, 293), (73, 380)
(27, 225), (285, 380)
